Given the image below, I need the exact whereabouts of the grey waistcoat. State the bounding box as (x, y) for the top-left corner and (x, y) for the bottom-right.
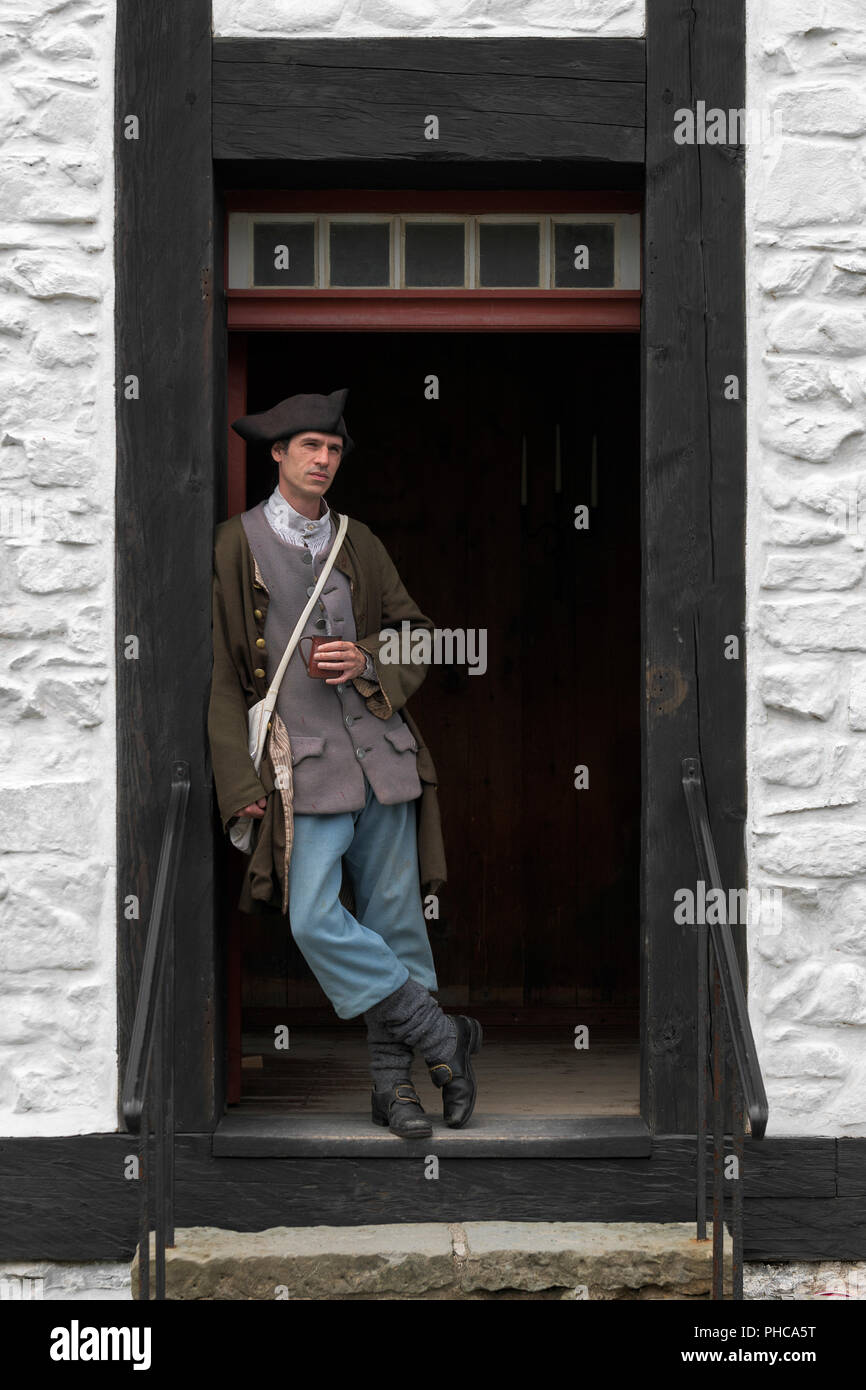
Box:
(240, 501), (422, 814)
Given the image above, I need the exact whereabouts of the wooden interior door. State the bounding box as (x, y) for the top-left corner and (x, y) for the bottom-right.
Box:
(227, 330), (640, 1055)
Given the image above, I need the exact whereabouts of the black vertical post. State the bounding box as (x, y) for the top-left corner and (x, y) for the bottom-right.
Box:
(166, 906), (176, 1248)
(153, 1006), (165, 1301)
(644, 0), (747, 1134)
(138, 1094), (149, 1301)
(114, 0), (220, 1133)
(712, 958), (725, 1299)
(732, 1068), (745, 1299)
(696, 918), (708, 1239)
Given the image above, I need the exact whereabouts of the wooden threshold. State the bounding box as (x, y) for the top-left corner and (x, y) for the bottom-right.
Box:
(212, 1112), (651, 1158)
(219, 1024), (644, 1156)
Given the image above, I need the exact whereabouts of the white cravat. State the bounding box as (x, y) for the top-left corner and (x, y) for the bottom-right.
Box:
(264, 485), (333, 556)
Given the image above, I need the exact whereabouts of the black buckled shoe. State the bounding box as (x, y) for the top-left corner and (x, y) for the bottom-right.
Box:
(427, 1016), (483, 1128)
(370, 1082), (433, 1139)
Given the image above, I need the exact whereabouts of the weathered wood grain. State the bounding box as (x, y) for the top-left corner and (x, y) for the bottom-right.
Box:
(642, 0), (747, 1134)
(115, 0), (221, 1131)
(213, 38), (645, 164)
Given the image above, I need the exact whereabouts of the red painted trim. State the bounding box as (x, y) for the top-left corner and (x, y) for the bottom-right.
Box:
(227, 290), (641, 332)
(222, 205), (230, 303)
(225, 189), (643, 214)
(227, 334), (248, 516)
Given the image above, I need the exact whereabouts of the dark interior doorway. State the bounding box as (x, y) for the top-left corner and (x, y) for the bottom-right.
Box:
(227, 330), (640, 1114)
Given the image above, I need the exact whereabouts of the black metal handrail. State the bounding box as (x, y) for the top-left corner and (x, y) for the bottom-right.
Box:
(121, 760), (190, 1301)
(681, 757), (769, 1300)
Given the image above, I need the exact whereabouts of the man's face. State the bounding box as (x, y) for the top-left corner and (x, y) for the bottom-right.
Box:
(271, 431), (344, 507)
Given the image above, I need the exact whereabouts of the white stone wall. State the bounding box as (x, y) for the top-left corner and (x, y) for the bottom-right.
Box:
(212, 0), (646, 38)
(746, 0), (866, 1135)
(0, 1259), (131, 1300)
(0, 1), (117, 1135)
(745, 1259), (866, 1300)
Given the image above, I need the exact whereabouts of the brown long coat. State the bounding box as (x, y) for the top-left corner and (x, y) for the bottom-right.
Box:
(206, 507), (447, 916)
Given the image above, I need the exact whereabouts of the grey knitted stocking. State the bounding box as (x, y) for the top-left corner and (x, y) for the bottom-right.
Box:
(364, 1010), (415, 1093)
(364, 974), (458, 1091)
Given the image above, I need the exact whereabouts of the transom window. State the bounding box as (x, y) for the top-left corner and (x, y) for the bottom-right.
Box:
(228, 212), (640, 290)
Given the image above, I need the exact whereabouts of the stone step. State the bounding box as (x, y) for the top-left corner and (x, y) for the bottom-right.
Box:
(133, 1221), (733, 1300)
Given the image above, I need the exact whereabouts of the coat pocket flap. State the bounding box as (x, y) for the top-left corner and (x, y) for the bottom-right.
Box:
(290, 735), (326, 765)
(384, 723), (418, 753)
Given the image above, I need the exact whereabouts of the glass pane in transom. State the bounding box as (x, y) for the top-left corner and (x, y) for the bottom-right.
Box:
(329, 222), (391, 287)
(479, 222), (540, 287)
(553, 223), (615, 288)
(404, 223), (466, 287)
(253, 221), (316, 286)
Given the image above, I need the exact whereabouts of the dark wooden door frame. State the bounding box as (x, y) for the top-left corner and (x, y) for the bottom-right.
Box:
(115, 8), (745, 1139)
(115, 0), (221, 1133)
(642, 5), (746, 1133)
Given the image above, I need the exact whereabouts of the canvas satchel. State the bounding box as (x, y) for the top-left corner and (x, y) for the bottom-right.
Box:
(229, 510), (349, 854)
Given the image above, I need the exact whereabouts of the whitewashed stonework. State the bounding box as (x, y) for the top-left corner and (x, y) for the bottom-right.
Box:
(746, 0), (866, 1137)
(211, 0), (646, 39)
(0, 1), (117, 1135)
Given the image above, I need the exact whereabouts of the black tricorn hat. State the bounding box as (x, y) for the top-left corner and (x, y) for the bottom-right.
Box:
(231, 388), (354, 454)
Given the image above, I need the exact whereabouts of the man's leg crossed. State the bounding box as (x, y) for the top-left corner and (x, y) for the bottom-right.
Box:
(287, 800), (410, 1021)
(344, 780), (458, 1069)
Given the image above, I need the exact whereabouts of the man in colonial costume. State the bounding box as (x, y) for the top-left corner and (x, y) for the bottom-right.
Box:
(207, 388), (482, 1137)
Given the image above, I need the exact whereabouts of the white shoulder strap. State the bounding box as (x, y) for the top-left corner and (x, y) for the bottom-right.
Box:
(261, 510), (349, 716)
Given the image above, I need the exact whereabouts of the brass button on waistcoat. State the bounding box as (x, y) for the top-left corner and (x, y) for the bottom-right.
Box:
(254, 667), (265, 678)
(256, 638), (266, 648)
(254, 608), (263, 620)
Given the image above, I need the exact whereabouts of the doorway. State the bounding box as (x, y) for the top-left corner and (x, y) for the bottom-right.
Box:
(227, 330), (640, 1118)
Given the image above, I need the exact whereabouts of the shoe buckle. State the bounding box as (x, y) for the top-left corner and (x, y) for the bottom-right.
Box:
(429, 1062), (453, 1085)
(394, 1084), (421, 1106)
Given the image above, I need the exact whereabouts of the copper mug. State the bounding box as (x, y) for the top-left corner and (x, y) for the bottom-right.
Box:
(299, 634), (335, 679)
